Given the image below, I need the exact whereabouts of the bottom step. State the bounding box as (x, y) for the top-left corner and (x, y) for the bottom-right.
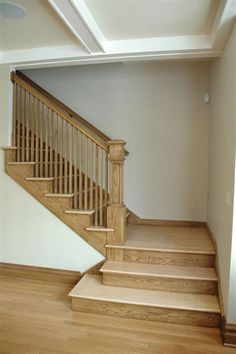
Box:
(69, 274), (221, 328)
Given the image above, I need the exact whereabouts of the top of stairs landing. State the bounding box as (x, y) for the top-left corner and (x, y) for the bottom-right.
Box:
(106, 224), (215, 255)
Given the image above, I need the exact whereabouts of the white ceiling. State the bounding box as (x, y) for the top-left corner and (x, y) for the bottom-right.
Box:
(85, 0), (219, 40)
(0, 0), (235, 68)
(0, 0), (79, 51)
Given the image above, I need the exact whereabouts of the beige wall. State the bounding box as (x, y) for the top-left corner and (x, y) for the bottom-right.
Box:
(208, 24), (236, 322)
(24, 61), (210, 221)
(0, 65), (103, 271)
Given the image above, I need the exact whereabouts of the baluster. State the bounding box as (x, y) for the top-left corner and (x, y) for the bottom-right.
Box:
(59, 117), (63, 193)
(35, 98), (39, 177)
(40, 102), (44, 177)
(16, 84), (21, 161)
(64, 121), (68, 193)
(49, 109), (53, 177)
(69, 124), (73, 194)
(105, 151), (109, 207)
(45, 107), (49, 178)
(89, 140), (94, 211)
(99, 148), (104, 226)
(54, 113), (58, 193)
(12, 82), (16, 146)
(73, 128), (78, 208)
(30, 95), (35, 162)
(78, 133), (82, 209)
(21, 88), (25, 161)
(84, 137), (88, 210)
(95, 145), (99, 225)
(25, 91), (30, 162)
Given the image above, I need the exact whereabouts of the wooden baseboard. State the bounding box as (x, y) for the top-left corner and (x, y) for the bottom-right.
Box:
(127, 211), (206, 227)
(0, 262), (81, 285)
(206, 224), (225, 318)
(82, 260), (105, 275)
(222, 317), (236, 347)
(206, 224), (236, 347)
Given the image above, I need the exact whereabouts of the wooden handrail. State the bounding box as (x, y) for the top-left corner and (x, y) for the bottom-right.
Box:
(11, 71), (129, 155)
(11, 71), (109, 151)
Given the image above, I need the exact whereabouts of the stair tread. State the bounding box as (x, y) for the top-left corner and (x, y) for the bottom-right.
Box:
(69, 274), (220, 313)
(107, 225), (215, 255)
(101, 261), (217, 281)
(65, 209), (95, 215)
(86, 226), (114, 232)
(25, 177), (55, 181)
(45, 193), (74, 197)
(7, 161), (36, 165)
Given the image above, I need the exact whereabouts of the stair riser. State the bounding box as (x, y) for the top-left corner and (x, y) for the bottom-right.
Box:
(4, 150), (17, 163)
(26, 180), (53, 194)
(102, 273), (218, 295)
(71, 297), (221, 328)
(44, 196), (73, 210)
(6, 164), (35, 178)
(106, 249), (215, 268)
(65, 213), (93, 227)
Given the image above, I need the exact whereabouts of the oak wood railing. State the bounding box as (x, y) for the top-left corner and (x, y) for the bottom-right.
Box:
(11, 71), (127, 241)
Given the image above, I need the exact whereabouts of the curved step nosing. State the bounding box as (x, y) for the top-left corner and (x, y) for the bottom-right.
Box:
(70, 294), (221, 314)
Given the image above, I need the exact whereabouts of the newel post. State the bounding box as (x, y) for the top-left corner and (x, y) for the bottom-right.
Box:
(107, 140), (127, 244)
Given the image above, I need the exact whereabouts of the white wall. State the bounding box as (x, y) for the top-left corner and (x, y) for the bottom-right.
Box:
(0, 65), (104, 272)
(23, 61), (210, 221)
(208, 24), (236, 322)
(0, 64), (12, 261)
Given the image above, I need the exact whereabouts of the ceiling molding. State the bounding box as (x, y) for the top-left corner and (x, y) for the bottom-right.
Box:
(4, 46), (220, 71)
(1, 0), (235, 68)
(0, 45), (87, 65)
(106, 35), (211, 55)
(0, 42), (222, 69)
(48, 0), (106, 53)
(210, 0), (236, 49)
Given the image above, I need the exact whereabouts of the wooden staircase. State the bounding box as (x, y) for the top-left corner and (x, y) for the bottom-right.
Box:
(69, 225), (221, 327)
(2, 71), (221, 329)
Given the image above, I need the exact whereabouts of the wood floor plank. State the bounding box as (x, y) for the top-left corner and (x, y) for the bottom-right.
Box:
(0, 274), (234, 354)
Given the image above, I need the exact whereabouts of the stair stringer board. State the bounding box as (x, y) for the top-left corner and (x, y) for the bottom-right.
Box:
(5, 159), (107, 256)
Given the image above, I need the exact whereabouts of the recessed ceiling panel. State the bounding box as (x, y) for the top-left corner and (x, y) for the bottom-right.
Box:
(85, 0), (220, 40)
(0, 0), (80, 51)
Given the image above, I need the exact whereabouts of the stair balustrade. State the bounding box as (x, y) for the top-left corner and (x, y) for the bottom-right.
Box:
(11, 71), (128, 238)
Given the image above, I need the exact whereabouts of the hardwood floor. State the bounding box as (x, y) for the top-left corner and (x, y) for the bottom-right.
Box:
(0, 274), (235, 354)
